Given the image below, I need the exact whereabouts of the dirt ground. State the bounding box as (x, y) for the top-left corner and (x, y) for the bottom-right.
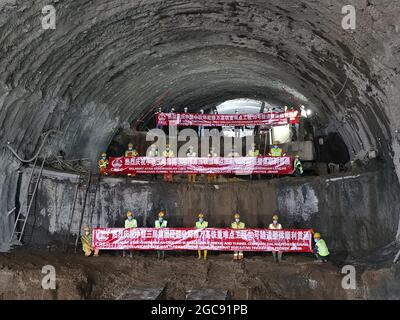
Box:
(3, 248), (398, 300)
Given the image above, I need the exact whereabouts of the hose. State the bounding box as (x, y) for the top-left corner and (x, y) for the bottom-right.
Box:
(4, 129), (62, 163)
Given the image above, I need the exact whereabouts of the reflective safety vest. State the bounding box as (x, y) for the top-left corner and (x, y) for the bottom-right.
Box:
(196, 221), (208, 229)
(294, 159), (303, 174)
(81, 234), (93, 251)
(248, 149), (260, 157)
(98, 159), (108, 169)
(125, 219), (137, 228)
(125, 150), (139, 157)
(155, 220), (168, 228)
(231, 221), (245, 229)
(163, 150), (174, 157)
(316, 239), (330, 257)
(270, 147), (283, 157)
(268, 223), (282, 230)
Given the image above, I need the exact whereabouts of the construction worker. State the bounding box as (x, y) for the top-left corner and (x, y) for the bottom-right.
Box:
(162, 144), (174, 182)
(155, 211), (168, 260)
(98, 153), (109, 176)
(268, 214), (283, 263)
(231, 213), (245, 260)
(123, 211), (137, 258)
(125, 143), (139, 157)
(186, 145), (197, 183)
(247, 143), (260, 157)
(125, 143), (139, 177)
(207, 147), (218, 183)
(268, 141), (286, 157)
(81, 226), (99, 257)
(313, 232), (330, 262)
(195, 213), (208, 260)
(293, 155), (303, 176)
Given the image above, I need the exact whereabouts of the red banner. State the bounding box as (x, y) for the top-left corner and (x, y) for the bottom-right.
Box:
(107, 156), (293, 175)
(93, 228), (313, 252)
(156, 111), (299, 127)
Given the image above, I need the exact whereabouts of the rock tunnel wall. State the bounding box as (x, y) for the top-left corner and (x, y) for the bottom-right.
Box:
(1, 0), (400, 251)
(21, 168), (400, 257)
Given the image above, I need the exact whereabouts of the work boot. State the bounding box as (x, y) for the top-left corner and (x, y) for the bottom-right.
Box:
(129, 251), (133, 258)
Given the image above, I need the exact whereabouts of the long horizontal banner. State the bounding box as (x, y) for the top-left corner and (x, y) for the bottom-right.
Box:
(107, 156), (293, 175)
(93, 228), (313, 252)
(156, 111), (299, 127)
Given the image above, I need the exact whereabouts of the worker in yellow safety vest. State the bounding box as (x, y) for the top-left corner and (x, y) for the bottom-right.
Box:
(268, 214), (283, 263)
(81, 226), (99, 257)
(195, 213), (208, 260)
(313, 232), (330, 263)
(125, 143), (139, 157)
(162, 144), (174, 182)
(125, 143), (139, 177)
(123, 211), (137, 258)
(155, 211), (168, 260)
(247, 143), (260, 157)
(231, 213), (246, 260)
(268, 141), (286, 157)
(98, 153), (109, 176)
(186, 145), (197, 183)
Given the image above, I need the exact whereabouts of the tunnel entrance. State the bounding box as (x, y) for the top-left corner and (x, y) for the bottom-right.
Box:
(1, 0), (400, 302)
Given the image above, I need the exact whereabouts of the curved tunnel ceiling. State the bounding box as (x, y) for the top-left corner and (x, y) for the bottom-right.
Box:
(0, 0), (400, 171)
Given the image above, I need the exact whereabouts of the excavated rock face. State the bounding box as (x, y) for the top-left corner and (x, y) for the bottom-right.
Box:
(1, 1), (400, 247)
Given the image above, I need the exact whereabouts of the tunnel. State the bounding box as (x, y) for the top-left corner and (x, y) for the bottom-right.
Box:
(1, 0), (400, 300)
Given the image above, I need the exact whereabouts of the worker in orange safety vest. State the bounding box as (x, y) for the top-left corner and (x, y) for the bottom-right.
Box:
(125, 143), (139, 177)
(98, 153), (108, 175)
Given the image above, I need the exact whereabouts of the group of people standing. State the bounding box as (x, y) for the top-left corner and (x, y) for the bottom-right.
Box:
(98, 140), (304, 182)
(81, 212), (330, 263)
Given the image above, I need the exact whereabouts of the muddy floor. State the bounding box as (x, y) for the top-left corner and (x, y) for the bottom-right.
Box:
(0, 249), (399, 300)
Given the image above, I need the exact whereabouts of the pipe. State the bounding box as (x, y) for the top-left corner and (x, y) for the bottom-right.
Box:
(4, 130), (62, 163)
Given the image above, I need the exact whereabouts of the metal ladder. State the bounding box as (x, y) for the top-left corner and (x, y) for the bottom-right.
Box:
(10, 156), (47, 243)
(63, 173), (83, 251)
(73, 173), (101, 253)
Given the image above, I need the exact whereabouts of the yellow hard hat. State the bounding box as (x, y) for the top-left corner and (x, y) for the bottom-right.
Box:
(101, 152), (107, 157)
(128, 143), (133, 148)
(159, 211), (165, 217)
(251, 143), (256, 147)
(127, 211), (133, 217)
(198, 213), (204, 218)
(272, 215), (279, 220)
(273, 141), (280, 145)
(234, 213), (240, 219)
(314, 232), (321, 239)
(295, 155), (300, 158)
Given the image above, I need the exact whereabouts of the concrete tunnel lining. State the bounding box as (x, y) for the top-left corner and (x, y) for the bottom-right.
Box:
(0, 0), (400, 250)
